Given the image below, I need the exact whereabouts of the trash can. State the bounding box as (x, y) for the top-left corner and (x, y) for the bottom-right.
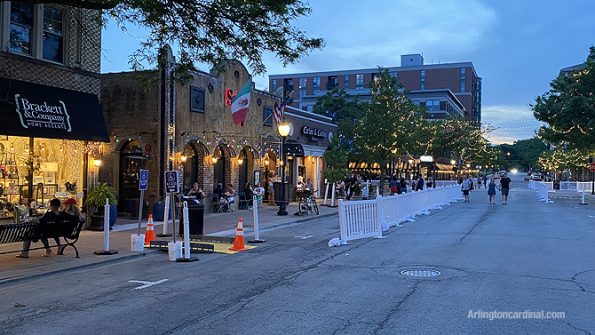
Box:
(179, 201), (204, 236)
(152, 201), (165, 221)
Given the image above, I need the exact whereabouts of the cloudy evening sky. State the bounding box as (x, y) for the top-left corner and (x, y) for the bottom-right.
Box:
(101, 0), (595, 144)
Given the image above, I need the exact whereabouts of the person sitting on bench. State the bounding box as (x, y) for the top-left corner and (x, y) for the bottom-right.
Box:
(17, 198), (64, 258)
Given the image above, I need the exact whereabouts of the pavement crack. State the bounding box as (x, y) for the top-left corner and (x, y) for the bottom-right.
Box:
(459, 210), (490, 243)
(371, 281), (421, 335)
(563, 320), (592, 335)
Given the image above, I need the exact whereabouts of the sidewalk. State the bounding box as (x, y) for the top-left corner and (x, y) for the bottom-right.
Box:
(0, 201), (338, 285)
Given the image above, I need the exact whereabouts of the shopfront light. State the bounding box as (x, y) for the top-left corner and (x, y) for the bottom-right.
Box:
(420, 155), (434, 163)
(278, 122), (291, 137)
(450, 159), (456, 165)
(181, 155), (187, 163)
(93, 159), (102, 168)
(237, 157), (244, 165)
(212, 156), (218, 164)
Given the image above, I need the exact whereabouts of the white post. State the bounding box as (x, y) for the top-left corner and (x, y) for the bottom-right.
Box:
(103, 198), (110, 251)
(580, 183), (587, 205)
(376, 183), (380, 198)
(160, 193), (171, 236)
(249, 195), (265, 243)
(183, 201), (190, 260)
(323, 182), (329, 206)
(330, 182), (336, 207)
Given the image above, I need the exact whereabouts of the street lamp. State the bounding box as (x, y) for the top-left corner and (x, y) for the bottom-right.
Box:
(277, 121), (292, 216)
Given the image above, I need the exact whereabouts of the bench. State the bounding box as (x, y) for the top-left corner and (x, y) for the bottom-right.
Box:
(0, 217), (85, 258)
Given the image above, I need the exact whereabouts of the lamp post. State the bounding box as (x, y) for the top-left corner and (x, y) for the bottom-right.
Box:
(277, 121), (291, 216)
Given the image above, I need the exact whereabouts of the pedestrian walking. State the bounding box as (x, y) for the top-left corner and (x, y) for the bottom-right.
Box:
(472, 176), (478, 191)
(500, 173), (512, 204)
(461, 175), (472, 202)
(487, 177), (497, 204)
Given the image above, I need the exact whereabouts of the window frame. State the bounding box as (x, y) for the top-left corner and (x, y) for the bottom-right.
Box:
(189, 86), (206, 113)
(355, 74), (364, 89)
(263, 106), (273, 127)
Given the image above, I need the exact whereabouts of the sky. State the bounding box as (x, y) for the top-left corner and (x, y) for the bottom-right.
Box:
(101, 0), (595, 144)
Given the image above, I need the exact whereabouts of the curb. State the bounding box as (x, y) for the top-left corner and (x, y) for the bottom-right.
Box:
(0, 251), (157, 287)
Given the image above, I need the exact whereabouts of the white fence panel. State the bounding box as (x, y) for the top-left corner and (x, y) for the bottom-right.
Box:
(577, 182), (593, 193)
(535, 182), (552, 203)
(339, 199), (382, 242)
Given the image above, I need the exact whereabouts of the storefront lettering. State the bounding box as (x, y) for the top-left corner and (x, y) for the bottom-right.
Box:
(301, 126), (326, 138)
(14, 94), (71, 131)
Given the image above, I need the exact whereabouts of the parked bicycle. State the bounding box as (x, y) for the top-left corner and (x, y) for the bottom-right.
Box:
(297, 189), (319, 216)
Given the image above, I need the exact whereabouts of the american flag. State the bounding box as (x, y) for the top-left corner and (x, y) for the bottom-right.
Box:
(273, 102), (285, 125)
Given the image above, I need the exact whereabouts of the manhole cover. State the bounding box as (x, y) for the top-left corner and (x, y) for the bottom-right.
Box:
(400, 269), (441, 277)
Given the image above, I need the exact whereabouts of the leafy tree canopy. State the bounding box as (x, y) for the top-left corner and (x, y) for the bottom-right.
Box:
(533, 47), (595, 149)
(25, 0), (324, 75)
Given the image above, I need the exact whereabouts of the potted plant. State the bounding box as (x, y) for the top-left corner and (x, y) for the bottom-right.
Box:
(86, 183), (117, 231)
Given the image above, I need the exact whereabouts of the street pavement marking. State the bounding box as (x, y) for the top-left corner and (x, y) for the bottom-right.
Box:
(128, 279), (169, 290)
(294, 235), (312, 240)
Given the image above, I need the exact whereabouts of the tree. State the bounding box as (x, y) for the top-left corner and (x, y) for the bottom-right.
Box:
(498, 138), (547, 171)
(323, 137), (349, 205)
(25, 0), (324, 75)
(357, 68), (428, 193)
(533, 47), (595, 149)
(313, 88), (364, 155)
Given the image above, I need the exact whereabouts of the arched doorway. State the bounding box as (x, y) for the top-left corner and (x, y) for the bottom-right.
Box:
(119, 140), (145, 215)
(213, 145), (232, 189)
(262, 150), (277, 204)
(238, 147), (255, 189)
(181, 142), (207, 193)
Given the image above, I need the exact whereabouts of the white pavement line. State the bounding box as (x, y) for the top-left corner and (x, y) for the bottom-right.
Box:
(294, 235), (312, 239)
(128, 279), (169, 290)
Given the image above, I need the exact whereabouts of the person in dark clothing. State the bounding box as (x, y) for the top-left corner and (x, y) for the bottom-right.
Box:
(417, 176), (425, 191)
(399, 178), (407, 194)
(500, 173), (512, 204)
(17, 198), (64, 258)
(389, 176), (398, 195)
(213, 183), (225, 200)
(243, 182), (254, 208)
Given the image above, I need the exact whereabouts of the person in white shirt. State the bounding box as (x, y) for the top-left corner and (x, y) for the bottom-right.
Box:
(461, 175), (472, 202)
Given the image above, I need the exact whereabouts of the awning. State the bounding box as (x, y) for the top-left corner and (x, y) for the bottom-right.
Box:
(301, 144), (326, 157)
(436, 163), (454, 171)
(284, 142), (304, 157)
(0, 78), (109, 142)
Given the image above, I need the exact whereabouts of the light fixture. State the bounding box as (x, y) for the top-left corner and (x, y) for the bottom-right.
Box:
(278, 122), (291, 137)
(238, 157), (244, 165)
(181, 155), (187, 163)
(264, 158), (269, 166)
(450, 159), (456, 165)
(93, 159), (102, 168)
(420, 155), (433, 163)
(212, 156), (218, 164)
(466, 163), (471, 168)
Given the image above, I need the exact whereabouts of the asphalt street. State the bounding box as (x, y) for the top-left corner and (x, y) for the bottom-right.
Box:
(1, 175), (594, 335)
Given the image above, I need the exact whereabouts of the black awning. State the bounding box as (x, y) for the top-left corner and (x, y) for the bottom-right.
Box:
(284, 142), (304, 157)
(0, 78), (109, 142)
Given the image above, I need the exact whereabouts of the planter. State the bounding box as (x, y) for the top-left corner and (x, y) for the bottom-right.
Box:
(109, 204), (118, 227)
(88, 213), (106, 231)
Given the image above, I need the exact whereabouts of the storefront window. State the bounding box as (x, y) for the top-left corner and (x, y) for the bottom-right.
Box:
(0, 136), (84, 207)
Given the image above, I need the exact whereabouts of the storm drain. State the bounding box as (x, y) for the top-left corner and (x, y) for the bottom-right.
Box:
(400, 269), (441, 277)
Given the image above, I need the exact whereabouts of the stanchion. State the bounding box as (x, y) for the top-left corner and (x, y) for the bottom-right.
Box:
(95, 198), (118, 255)
(177, 201), (198, 262)
(329, 183), (336, 207)
(323, 182), (329, 206)
(157, 193), (172, 237)
(579, 184), (588, 205)
(248, 195), (265, 243)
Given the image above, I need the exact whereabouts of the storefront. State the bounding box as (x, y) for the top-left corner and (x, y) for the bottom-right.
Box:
(0, 78), (109, 218)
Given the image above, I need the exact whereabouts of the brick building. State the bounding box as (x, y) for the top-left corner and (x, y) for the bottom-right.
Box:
(0, 2), (107, 212)
(100, 57), (335, 214)
(269, 53), (481, 122)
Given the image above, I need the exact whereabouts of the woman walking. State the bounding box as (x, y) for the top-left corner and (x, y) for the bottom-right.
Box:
(487, 177), (497, 204)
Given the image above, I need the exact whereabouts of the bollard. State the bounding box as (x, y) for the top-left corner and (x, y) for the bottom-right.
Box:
(330, 183), (336, 207)
(579, 184), (588, 205)
(176, 201), (198, 262)
(249, 195), (265, 243)
(323, 182), (330, 206)
(94, 198), (118, 255)
(158, 193), (173, 237)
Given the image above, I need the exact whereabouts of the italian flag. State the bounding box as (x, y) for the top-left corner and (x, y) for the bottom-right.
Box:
(231, 80), (251, 126)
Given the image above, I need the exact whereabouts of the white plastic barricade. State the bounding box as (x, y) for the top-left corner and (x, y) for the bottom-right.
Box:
(578, 182), (593, 193)
(338, 199), (382, 242)
(435, 180), (458, 187)
(544, 182), (554, 191)
(535, 182), (552, 203)
(560, 181), (577, 191)
(338, 185), (462, 242)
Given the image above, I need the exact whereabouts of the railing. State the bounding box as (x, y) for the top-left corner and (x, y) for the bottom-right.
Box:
(338, 185), (462, 242)
(535, 182), (551, 203)
(434, 180), (458, 187)
(577, 182), (593, 193)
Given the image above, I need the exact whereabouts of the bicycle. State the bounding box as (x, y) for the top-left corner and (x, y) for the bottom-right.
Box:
(297, 189), (319, 215)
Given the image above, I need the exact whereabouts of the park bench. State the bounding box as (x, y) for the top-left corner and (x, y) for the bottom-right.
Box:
(0, 216), (85, 258)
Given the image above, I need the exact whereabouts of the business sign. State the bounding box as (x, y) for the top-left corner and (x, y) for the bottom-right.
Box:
(590, 163), (595, 172)
(302, 126), (326, 138)
(165, 170), (179, 193)
(139, 169), (149, 191)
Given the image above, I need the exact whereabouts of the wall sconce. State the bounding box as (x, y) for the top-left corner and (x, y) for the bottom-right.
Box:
(237, 157), (244, 165)
(450, 159), (456, 165)
(212, 156), (218, 164)
(264, 158), (269, 166)
(181, 155), (187, 163)
(93, 159), (102, 168)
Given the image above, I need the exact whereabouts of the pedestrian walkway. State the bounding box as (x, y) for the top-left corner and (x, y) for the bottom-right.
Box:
(0, 201), (337, 285)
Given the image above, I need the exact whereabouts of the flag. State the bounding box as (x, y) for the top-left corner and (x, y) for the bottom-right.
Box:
(231, 80), (251, 126)
(273, 102), (285, 125)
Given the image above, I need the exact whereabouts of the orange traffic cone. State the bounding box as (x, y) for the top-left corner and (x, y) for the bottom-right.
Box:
(229, 218), (246, 251)
(144, 214), (156, 246)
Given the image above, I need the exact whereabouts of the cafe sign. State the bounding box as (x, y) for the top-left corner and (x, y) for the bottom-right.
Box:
(301, 126), (326, 138)
(14, 94), (72, 131)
